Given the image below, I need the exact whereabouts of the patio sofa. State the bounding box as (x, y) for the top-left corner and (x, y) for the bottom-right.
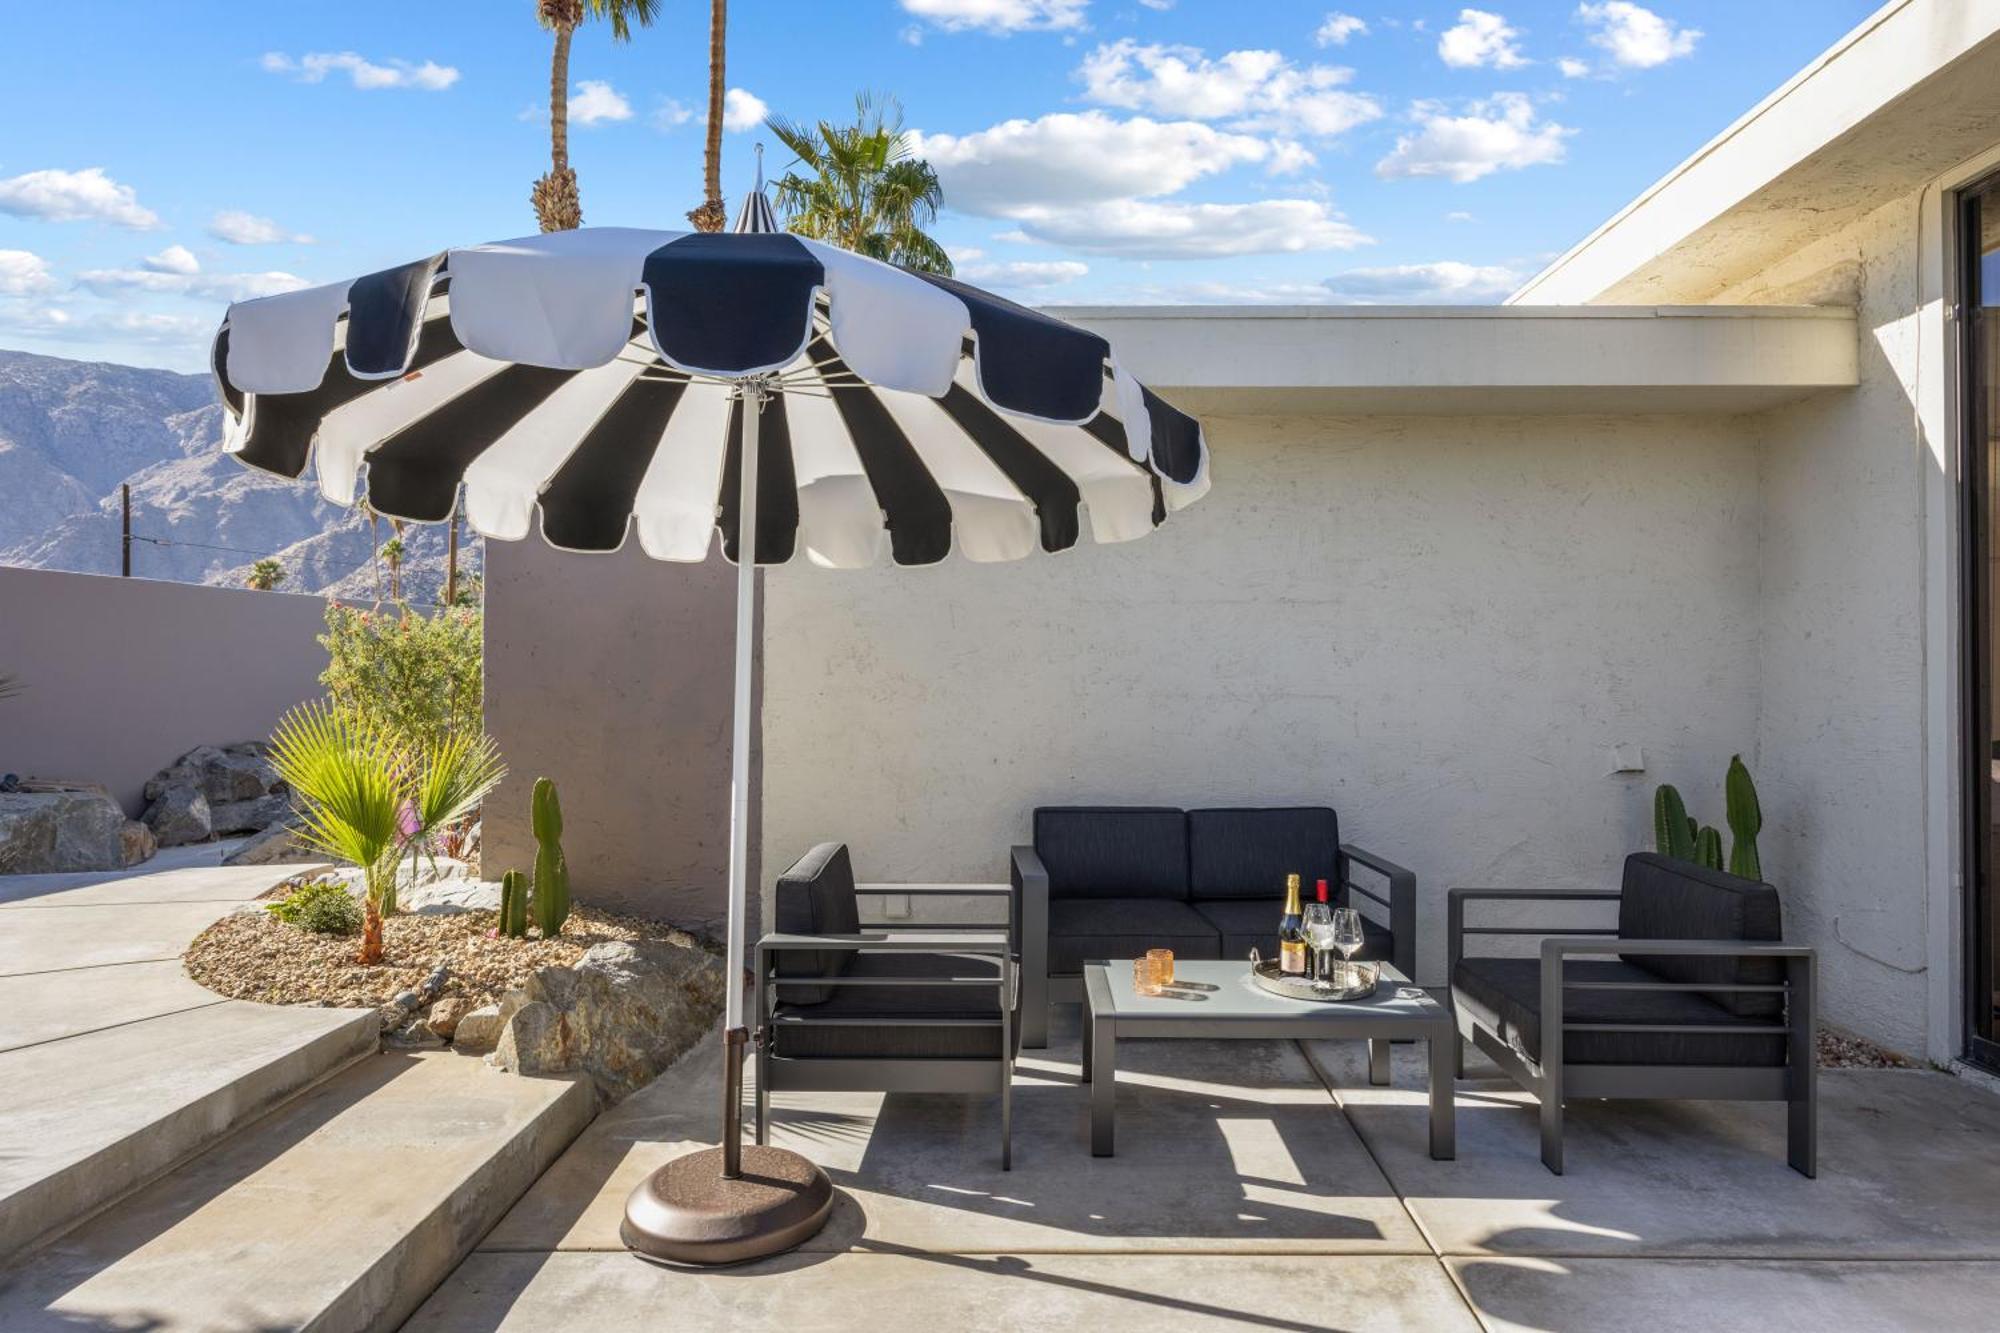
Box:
(1449, 852), (1817, 1176)
(1012, 806), (1416, 1048)
(755, 842), (1021, 1168)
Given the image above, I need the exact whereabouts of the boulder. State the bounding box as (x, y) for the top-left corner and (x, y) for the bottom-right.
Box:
(427, 996), (473, 1041)
(224, 814), (319, 866)
(121, 819), (158, 866)
(208, 792), (292, 836)
(487, 939), (726, 1104)
(142, 784), (211, 847)
(0, 788), (157, 874)
(451, 1003), (505, 1054)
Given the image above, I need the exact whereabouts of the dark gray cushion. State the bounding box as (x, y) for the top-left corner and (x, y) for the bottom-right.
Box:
(1193, 898), (1393, 967)
(1034, 806), (1189, 901)
(771, 842), (860, 1005)
(1187, 807), (1340, 900)
(1453, 956), (1787, 1068)
(771, 950), (1017, 1060)
(1046, 897), (1219, 975)
(1618, 853), (1783, 1019)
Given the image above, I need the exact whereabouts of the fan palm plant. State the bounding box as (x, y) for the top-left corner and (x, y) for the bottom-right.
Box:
(270, 700), (506, 964)
(766, 93), (953, 275)
(532, 0), (662, 232)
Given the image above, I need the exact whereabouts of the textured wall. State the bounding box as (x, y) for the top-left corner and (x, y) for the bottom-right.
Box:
(760, 413), (1764, 985)
(0, 567), (326, 814)
(1724, 195), (1934, 1055)
(482, 538), (750, 933)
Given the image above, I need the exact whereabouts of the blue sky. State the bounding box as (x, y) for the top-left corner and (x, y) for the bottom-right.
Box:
(0, 0), (1879, 372)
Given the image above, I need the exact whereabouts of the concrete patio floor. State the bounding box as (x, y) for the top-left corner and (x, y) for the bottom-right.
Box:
(409, 1011), (2000, 1332)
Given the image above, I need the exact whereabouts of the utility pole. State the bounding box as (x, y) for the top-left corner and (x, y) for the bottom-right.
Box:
(446, 501), (460, 607)
(120, 484), (131, 577)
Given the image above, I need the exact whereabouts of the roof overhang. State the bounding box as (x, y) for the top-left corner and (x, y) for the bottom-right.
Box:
(1047, 306), (1856, 416)
(1511, 0), (2000, 305)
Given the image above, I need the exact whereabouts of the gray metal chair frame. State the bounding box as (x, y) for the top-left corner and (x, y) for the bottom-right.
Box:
(1014, 841), (1416, 1049)
(1448, 887), (1818, 1177)
(754, 884), (1019, 1170)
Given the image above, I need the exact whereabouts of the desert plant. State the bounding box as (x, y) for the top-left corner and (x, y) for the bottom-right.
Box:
(246, 559), (286, 591)
(265, 877), (364, 935)
(1654, 756), (1762, 877)
(767, 93), (952, 274)
(500, 868), (531, 938)
(318, 604), (483, 760)
(380, 532), (405, 603)
(532, 0), (661, 232)
(688, 0), (728, 231)
(531, 777), (571, 936)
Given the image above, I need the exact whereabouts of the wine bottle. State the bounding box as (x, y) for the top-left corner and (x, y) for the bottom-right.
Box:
(1311, 878), (1331, 980)
(1279, 873), (1306, 976)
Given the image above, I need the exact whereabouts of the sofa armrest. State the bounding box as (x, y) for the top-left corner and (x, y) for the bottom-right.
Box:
(1341, 842), (1416, 982)
(758, 929), (1011, 955)
(1447, 888), (1622, 975)
(1012, 845), (1051, 1047)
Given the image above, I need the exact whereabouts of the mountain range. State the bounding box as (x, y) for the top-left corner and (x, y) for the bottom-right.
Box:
(0, 348), (480, 605)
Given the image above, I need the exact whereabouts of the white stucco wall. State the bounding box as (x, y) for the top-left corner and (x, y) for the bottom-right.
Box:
(760, 413), (1764, 986)
(1721, 194), (1937, 1055)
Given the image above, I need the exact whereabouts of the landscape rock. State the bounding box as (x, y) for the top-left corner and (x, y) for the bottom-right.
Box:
(399, 873), (499, 916)
(223, 814), (319, 866)
(120, 819), (158, 866)
(208, 792), (292, 836)
(427, 996), (473, 1041)
(383, 1016), (446, 1050)
(0, 787), (157, 874)
(142, 784), (211, 847)
(487, 939), (726, 1104)
(451, 1004), (505, 1054)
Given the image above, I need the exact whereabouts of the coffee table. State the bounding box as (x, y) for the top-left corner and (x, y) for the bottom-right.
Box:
(1081, 958), (1455, 1159)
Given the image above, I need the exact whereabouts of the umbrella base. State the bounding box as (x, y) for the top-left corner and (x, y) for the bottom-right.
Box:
(620, 1146), (834, 1267)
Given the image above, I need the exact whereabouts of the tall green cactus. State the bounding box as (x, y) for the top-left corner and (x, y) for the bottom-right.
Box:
(499, 869), (529, 938)
(1692, 825), (1724, 871)
(1725, 754), (1763, 880)
(531, 776), (570, 938)
(1654, 784), (1696, 862)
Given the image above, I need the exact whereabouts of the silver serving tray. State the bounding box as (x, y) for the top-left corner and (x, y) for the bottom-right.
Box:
(1250, 958), (1379, 1003)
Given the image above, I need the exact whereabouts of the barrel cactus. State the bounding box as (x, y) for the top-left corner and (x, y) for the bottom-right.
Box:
(531, 777), (570, 938)
(500, 869), (529, 939)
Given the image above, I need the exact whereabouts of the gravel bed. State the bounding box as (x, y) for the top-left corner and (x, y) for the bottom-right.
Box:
(1818, 1026), (1911, 1069)
(185, 900), (709, 1011)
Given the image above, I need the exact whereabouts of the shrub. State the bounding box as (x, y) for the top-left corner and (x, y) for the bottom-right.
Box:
(266, 877), (365, 935)
(319, 604), (483, 759)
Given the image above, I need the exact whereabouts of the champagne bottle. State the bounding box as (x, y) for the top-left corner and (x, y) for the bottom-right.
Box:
(1279, 873), (1306, 976)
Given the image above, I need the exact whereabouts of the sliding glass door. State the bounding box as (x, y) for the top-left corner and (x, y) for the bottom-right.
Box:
(1961, 177), (2000, 1072)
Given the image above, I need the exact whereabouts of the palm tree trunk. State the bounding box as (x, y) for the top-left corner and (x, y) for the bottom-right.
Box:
(446, 504), (459, 606)
(532, 5), (583, 231)
(688, 0), (728, 232)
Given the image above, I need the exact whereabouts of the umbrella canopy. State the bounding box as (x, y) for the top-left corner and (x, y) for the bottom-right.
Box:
(211, 228), (1210, 568)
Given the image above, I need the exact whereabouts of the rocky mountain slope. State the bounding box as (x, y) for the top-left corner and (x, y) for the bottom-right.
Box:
(0, 348), (479, 604)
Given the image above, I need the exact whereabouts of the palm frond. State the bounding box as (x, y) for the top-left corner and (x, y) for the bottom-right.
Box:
(413, 730), (508, 835)
(269, 700), (406, 886)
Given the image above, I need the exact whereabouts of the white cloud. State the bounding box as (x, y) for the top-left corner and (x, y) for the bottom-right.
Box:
(1375, 93), (1571, 182)
(913, 111), (1278, 214)
(1094, 278), (1339, 304)
(569, 79), (633, 125)
(1438, 9), (1527, 69)
(1139, 0), (1175, 9)
(142, 244), (200, 276)
(0, 249), (56, 295)
(899, 0), (1088, 33)
(1000, 198), (1369, 259)
(723, 88), (768, 132)
(651, 97), (695, 131)
(1558, 56), (1592, 78)
(1320, 260), (1523, 303)
(0, 167), (159, 229)
(959, 258), (1089, 286)
(261, 50), (459, 91)
(1578, 3), (1699, 68)
(1077, 40), (1381, 139)
(1315, 13), (1368, 46)
(900, 25), (925, 45)
(1446, 209), (1475, 221)
(207, 210), (312, 245)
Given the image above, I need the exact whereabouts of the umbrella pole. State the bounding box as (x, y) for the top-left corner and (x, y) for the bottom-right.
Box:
(620, 375), (835, 1267)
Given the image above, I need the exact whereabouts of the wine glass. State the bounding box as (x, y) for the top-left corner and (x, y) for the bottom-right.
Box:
(1302, 901), (1337, 990)
(1330, 907), (1366, 987)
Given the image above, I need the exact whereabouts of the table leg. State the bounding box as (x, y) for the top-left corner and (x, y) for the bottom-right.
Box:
(1427, 1029), (1456, 1160)
(1368, 1038), (1391, 1086)
(1090, 1014), (1116, 1157)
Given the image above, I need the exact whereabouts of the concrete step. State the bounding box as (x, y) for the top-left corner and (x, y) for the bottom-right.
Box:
(0, 1049), (595, 1333)
(0, 999), (380, 1261)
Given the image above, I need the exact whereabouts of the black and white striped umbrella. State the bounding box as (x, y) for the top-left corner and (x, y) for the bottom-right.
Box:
(210, 227), (1209, 567)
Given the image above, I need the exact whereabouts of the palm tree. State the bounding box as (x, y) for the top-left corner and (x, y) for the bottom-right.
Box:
(381, 527), (405, 604)
(532, 0), (662, 233)
(766, 94), (953, 274)
(687, 0), (728, 232)
(247, 559), (286, 592)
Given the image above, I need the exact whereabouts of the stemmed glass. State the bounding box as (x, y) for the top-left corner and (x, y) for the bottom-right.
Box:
(1303, 900), (1336, 991)
(1330, 907), (1366, 988)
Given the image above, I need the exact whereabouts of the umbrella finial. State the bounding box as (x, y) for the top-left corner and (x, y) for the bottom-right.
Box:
(754, 141), (765, 192)
(734, 146), (780, 234)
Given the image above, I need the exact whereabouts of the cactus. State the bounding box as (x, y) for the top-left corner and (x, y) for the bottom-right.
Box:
(1653, 784), (1696, 862)
(1692, 825), (1724, 871)
(500, 869), (529, 938)
(531, 777), (570, 938)
(1725, 754), (1763, 880)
